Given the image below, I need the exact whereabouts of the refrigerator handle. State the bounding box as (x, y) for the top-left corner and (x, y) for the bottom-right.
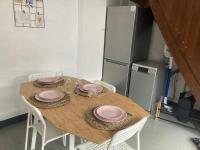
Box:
(105, 59), (128, 66)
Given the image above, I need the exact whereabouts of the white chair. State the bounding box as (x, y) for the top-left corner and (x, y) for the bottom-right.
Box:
(75, 117), (147, 150)
(79, 80), (116, 144)
(21, 96), (71, 150)
(93, 80), (116, 93)
(28, 72), (59, 81)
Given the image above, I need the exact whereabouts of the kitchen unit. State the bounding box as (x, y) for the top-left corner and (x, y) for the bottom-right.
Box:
(102, 5), (153, 95)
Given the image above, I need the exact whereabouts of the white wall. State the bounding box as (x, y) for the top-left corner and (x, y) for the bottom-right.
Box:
(0, 0), (78, 121)
(148, 23), (165, 62)
(77, 0), (106, 81)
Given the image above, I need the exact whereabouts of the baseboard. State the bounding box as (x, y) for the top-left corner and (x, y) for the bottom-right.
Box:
(0, 108), (27, 122)
(0, 113), (27, 128)
(0, 109), (27, 128)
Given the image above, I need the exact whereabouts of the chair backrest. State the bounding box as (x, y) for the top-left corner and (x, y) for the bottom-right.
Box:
(108, 117), (147, 149)
(28, 72), (57, 81)
(94, 80), (116, 93)
(21, 96), (46, 128)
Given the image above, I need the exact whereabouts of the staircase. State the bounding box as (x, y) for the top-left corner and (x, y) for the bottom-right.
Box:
(132, 0), (200, 103)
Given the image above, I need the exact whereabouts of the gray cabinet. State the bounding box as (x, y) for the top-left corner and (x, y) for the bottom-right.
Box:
(129, 61), (165, 112)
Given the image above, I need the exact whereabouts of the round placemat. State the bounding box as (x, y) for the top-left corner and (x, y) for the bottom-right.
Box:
(33, 79), (65, 88)
(28, 92), (70, 109)
(85, 107), (135, 131)
(74, 86), (107, 97)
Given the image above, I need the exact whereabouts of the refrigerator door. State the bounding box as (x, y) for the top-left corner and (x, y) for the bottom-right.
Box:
(104, 6), (136, 63)
(102, 59), (130, 95)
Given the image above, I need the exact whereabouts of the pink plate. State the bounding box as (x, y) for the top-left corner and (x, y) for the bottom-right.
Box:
(78, 87), (88, 93)
(37, 77), (63, 84)
(35, 90), (65, 102)
(80, 84), (103, 93)
(35, 94), (63, 103)
(93, 105), (127, 123)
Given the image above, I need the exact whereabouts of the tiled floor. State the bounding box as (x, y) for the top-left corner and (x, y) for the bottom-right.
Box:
(0, 118), (199, 150)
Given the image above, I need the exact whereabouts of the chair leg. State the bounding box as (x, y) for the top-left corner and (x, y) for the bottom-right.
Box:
(31, 128), (37, 150)
(41, 137), (45, 150)
(80, 138), (84, 144)
(24, 127), (29, 150)
(69, 134), (75, 150)
(25, 114), (30, 150)
(31, 117), (38, 150)
(30, 114), (33, 125)
(137, 132), (140, 150)
(63, 135), (67, 146)
(80, 138), (87, 144)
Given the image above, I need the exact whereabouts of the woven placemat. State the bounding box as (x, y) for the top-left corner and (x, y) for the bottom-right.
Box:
(85, 107), (135, 131)
(74, 86), (107, 97)
(28, 92), (70, 109)
(33, 79), (65, 88)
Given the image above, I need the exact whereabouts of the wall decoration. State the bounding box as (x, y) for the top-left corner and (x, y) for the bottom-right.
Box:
(13, 0), (45, 28)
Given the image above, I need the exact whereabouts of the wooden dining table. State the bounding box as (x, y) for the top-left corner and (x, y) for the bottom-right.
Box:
(20, 76), (149, 150)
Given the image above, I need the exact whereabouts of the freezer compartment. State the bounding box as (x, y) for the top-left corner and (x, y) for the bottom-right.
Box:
(102, 59), (130, 95)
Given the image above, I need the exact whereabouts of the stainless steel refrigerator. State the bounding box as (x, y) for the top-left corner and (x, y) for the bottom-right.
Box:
(102, 6), (153, 96)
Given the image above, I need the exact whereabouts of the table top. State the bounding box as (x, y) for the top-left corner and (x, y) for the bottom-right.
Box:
(20, 76), (149, 144)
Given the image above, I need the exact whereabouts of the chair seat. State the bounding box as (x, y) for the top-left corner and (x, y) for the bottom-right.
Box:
(75, 141), (134, 150)
(33, 120), (68, 144)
